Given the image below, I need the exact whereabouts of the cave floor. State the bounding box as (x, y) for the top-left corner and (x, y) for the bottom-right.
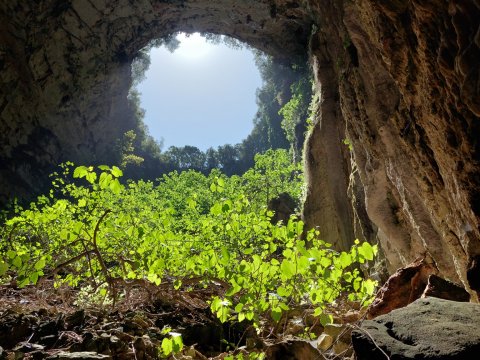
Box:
(0, 280), (347, 360)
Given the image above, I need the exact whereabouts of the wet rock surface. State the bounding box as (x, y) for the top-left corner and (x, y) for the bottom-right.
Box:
(353, 297), (480, 360)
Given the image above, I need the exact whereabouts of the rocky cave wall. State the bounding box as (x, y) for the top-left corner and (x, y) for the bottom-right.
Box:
(0, 0), (313, 202)
(1, 0), (479, 294)
(305, 0), (480, 295)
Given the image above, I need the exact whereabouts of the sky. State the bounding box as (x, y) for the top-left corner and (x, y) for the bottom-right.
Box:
(136, 33), (263, 152)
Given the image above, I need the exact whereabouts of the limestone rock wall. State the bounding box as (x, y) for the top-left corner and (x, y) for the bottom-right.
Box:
(303, 0), (480, 294)
(1, 0), (479, 294)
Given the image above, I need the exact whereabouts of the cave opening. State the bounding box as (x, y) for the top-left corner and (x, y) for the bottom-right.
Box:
(121, 32), (314, 180)
(134, 32), (262, 152)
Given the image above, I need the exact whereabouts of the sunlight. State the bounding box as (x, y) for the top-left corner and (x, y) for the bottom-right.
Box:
(137, 33), (262, 151)
(174, 32), (214, 60)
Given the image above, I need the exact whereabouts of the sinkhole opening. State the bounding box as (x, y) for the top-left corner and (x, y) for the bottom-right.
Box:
(137, 33), (261, 151)
(123, 32), (315, 180)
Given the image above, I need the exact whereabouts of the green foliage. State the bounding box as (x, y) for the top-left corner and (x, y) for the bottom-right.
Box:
(225, 352), (265, 360)
(343, 138), (353, 151)
(0, 150), (377, 332)
(118, 130), (145, 169)
(306, 92), (319, 133)
(278, 86), (303, 146)
(160, 329), (184, 358)
(162, 145), (207, 171)
(241, 149), (303, 208)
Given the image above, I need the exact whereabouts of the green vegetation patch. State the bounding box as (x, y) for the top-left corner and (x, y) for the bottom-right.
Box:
(0, 149), (377, 330)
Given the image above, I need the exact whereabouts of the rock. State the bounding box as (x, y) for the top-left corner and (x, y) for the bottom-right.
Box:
(317, 324), (353, 355)
(352, 297), (480, 360)
(65, 310), (85, 330)
(316, 333), (333, 351)
(284, 318), (305, 336)
(467, 255), (480, 297)
(13, 343), (45, 353)
(367, 256), (438, 318)
(39, 335), (57, 347)
(332, 341), (351, 357)
(324, 323), (352, 343)
(0, 313), (38, 348)
(341, 310), (361, 323)
(267, 192), (297, 224)
(422, 274), (470, 302)
(265, 340), (326, 360)
(46, 352), (111, 360)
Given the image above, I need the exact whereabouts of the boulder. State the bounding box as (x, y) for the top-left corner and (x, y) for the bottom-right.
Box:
(265, 340), (326, 360)
(421, 274), (470, 302)
(352, 297), (480, 360)
(366, 256), (438, 319)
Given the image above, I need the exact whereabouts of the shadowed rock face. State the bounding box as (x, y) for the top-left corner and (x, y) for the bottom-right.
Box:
(0, 0), (479, 294)
(0, 0), (312, 202)
(306, 0), (480, 295)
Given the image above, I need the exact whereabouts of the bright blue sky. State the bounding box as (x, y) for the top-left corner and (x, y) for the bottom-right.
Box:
(136, 33), (262, 151)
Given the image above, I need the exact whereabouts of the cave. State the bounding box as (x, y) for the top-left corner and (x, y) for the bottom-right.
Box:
(1, 0), (479, 296)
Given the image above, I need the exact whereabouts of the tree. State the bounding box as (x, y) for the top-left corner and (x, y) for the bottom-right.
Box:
(163, 146), (207, 171)
(216, 144), (241, 176)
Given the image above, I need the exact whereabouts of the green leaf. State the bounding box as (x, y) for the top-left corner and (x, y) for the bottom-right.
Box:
(174, 279), (182, 290)
(34, 258), (46, 271)
(161, 338), (173, 356)
(0, 261), (8, 276)
(358, 242), (376, 261)
(187, 198), (196, 209)
(238, 312), (246, 322)
(320, 257), (332, 268)
(99, 172), (112, 189)
(109, 179), (122, 194)
(12, 256), (22, 268)
(210, 203), (222, 215)
(235, 303), (244, 313)
(85, 171), (97, 184)
(171, 334), (183, 353)
(161, 327), (172, 336)
(343, 271), (353, 282)
(271, 307), (282, 322)
(277, 286), (291, 297)
(243, 248), (254, 255)
(361, 279), (377, 296)
(353, 277), (362, 291)
(222, 202), (231, 213)
(319, 313), (333, 326)
(280, 260), (296, 279)
(73, 166), (88, 179)
(111, 166), (123, 178)
(337, 252), (352, 268)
